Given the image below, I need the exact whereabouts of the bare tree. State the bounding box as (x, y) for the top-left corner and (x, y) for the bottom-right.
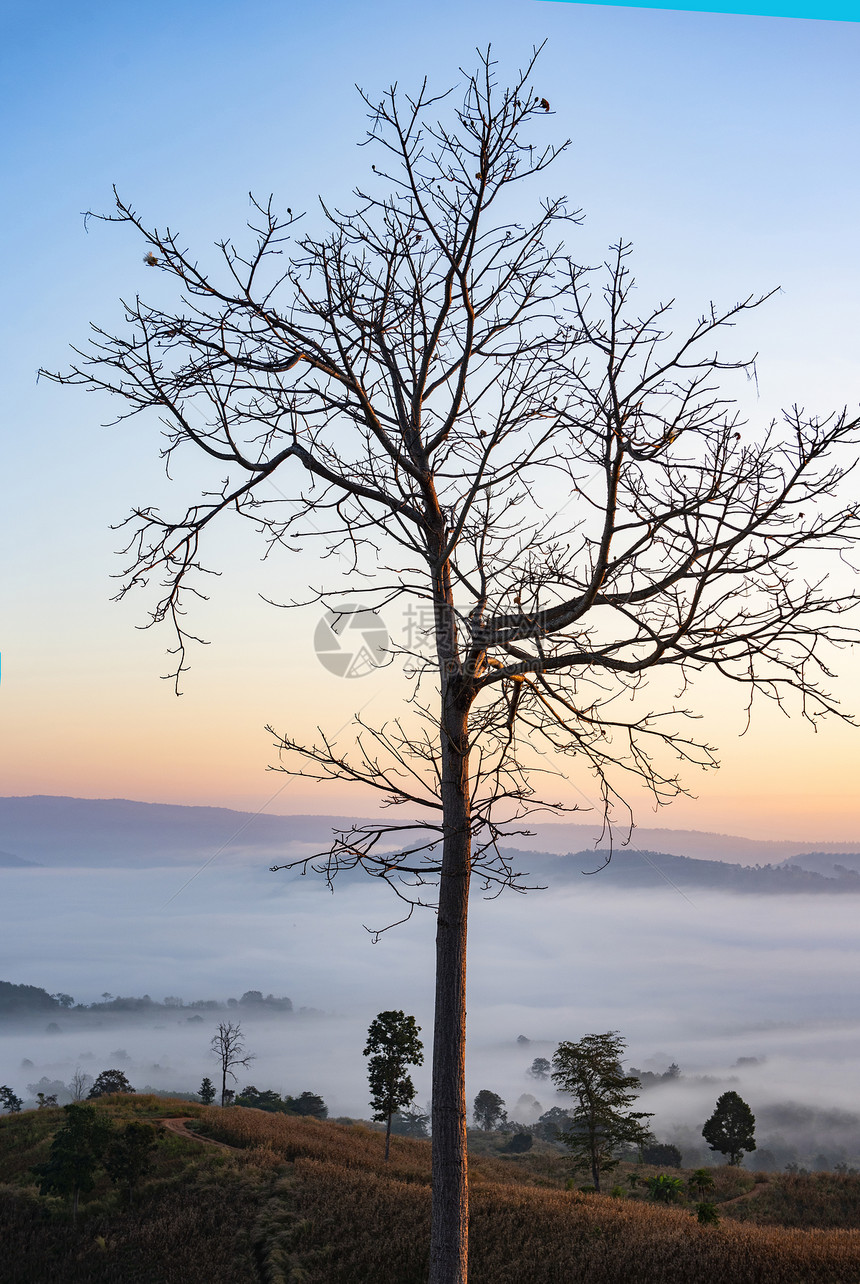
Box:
(210, 1022), (254, 1107)
(42, 48), (860, 1282)
(68, 1067), (93, 1102)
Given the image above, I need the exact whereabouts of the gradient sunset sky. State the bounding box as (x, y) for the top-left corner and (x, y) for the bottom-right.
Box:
(1, 0), (858, 839)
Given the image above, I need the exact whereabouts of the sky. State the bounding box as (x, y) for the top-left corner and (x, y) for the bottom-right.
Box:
(1, 0), (859, 838)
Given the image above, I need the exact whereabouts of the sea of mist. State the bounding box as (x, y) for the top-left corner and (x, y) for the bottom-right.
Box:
(3, 860), (860, 1166)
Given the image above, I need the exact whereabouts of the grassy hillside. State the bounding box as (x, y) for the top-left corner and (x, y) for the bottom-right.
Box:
(3, 1097), (860, 1282)
(0, 1096), (274, 1283)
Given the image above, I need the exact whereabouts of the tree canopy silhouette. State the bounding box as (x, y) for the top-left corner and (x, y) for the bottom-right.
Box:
(703, 1090), (757, 1166)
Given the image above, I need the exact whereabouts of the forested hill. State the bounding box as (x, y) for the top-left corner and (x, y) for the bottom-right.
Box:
(0, 981), (65, 1015)
(503, 848), (860, 893)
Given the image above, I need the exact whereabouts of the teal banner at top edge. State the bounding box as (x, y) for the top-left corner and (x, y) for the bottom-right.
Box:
(541, 0), (859, 20)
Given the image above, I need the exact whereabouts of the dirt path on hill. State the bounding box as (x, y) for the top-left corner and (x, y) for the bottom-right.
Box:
(160, 1116), (240, 1150)
(718, 1179), (770, 1207)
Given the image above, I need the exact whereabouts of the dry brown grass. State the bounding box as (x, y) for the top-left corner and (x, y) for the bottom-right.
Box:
(197, 1106), (434, 1183)
(203, 1108), (860, 1283)
(725, 1170), (860, 1229)
(5, 1102), (860, 1282)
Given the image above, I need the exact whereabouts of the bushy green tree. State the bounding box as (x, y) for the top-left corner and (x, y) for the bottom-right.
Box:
(702, 1091), (756, 1166)
(34, 1103), (115, 1223)
(364, 1011), (424, 1161)
(235, 1085), (287, 1112)
(88, 1069), (135, 1098)
(104, 1121), (158, 1207)
(472, 1090), (507, 1132)
(552, 1032), (653, 1192)
(284, 1091), (328, 1119)
(198, 1077), (216, 1105)
(528, 1058), (551, 1081)
(0, 1085), (22, 1113)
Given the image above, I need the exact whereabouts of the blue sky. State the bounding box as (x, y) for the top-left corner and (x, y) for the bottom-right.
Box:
(1, 0), (858, 834)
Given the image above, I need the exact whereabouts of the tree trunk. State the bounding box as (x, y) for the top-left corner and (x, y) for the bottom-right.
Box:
(385, 1111), (392, 1162)
(429, 693), (471, 1284)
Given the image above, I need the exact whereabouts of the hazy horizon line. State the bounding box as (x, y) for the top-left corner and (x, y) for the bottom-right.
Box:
(2, 792), (859, 848)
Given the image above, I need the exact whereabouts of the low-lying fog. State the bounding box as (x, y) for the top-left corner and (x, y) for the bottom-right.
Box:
(3, 863), (860, 1166)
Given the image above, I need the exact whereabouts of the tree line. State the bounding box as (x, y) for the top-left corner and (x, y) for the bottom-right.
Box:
(0, 1019), (759, 1183)
(1, 1017), (760, 1235)
(0, 979), (296, 1017)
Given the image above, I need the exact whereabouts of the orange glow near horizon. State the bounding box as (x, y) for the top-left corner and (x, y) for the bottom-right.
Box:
(1, 650), (857, 842)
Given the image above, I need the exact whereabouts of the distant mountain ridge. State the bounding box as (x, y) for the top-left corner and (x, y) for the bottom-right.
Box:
(1, 795), (858, 875)
(0, 796), (370, 867)
(779, 851), (860, 879)
(508, 822), (860, 864)
(505, 847), (860, 894)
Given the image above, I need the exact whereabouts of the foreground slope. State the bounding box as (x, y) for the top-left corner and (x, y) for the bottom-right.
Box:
(4, 1098), (860, 1282)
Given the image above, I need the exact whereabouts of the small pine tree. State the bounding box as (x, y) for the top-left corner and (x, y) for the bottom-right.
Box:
(198, 1076), (216, 1104)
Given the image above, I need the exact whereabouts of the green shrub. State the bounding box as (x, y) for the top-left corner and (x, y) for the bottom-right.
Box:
(647, 1173), (685, 1205)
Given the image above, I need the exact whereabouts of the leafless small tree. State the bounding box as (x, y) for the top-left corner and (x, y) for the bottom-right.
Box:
(210, 1022), (255, 1108)
(43, 48), (860, 1282)
(68, 1067), (92, 1102)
